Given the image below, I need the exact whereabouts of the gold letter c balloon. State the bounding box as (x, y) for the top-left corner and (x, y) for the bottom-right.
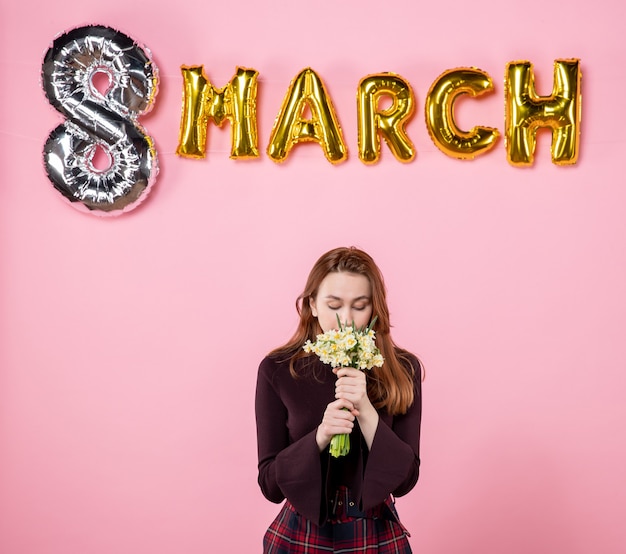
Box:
(425, 67), (499, 160)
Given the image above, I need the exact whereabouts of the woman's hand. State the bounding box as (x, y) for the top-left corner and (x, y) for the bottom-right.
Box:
(334, 367), (379, 450)
(334, 367), (372, 410)
(315, 398), (358, 451)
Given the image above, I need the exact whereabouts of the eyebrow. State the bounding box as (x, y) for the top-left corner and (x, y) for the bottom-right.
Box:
(324, 295), (371, 301)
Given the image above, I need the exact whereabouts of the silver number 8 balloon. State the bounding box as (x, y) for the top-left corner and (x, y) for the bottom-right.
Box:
(42, 25), (159, 215)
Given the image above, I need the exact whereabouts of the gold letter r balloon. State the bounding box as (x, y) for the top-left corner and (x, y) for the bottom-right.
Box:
(357, 73), (416, 164)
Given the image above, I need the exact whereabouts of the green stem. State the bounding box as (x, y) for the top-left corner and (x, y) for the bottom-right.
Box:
(330, 433), (351, 457)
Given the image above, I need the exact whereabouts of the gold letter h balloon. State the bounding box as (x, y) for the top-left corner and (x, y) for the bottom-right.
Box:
(505, 59), (581, 166)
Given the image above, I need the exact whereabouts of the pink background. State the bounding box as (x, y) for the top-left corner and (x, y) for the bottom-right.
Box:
(1, 1), (625, 552)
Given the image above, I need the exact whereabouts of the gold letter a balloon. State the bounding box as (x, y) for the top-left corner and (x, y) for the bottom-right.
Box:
(267, 68), (347, 164)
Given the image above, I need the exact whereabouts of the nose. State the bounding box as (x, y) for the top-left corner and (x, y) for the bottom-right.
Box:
(339, 308), (355, 327)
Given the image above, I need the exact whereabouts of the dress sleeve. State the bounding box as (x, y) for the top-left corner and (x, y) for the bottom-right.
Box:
(255, 357), (323, 523)
(361, 356), (422, 510)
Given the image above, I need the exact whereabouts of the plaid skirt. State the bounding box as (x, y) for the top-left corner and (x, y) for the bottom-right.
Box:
(263, 487), (411, 553)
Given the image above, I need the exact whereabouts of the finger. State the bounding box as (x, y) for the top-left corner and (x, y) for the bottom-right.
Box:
(336, 373), (363, 384)
(326, 407), (354, 420)
(336, 381), (365, 393)
(331, 398), (355, 411)
(336, 382), (366, 400)
(322, 413), (355, 431)
(335, 367), (360, 378)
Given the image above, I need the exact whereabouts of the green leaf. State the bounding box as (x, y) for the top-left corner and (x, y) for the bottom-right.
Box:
(336, 313), (343, 330)
(366, 315), (378, 333)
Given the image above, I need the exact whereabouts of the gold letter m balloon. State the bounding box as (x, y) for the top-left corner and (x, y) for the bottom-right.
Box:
(505, 59), (581, 166)
(176, 66), (259, 159)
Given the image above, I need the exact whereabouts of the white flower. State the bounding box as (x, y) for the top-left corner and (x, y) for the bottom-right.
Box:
(303, 318), (384, 371)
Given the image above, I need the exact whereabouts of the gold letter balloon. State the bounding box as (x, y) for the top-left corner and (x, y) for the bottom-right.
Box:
(267, 68), (347, 164)
(504, 59), (581, 166)
(177, 66), (259, 159)
(425, 67), (499, 160)
(357, 73), (416, 164)
(169, 60), (583, 167)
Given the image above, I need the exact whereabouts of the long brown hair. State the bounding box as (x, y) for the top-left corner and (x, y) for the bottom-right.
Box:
(269, 246), (418, 415)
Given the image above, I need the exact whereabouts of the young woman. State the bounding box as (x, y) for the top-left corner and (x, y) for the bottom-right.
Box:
(255, 247), (422, 553)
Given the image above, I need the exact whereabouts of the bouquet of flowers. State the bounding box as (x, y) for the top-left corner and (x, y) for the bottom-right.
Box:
(303, 316), (384, 457)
